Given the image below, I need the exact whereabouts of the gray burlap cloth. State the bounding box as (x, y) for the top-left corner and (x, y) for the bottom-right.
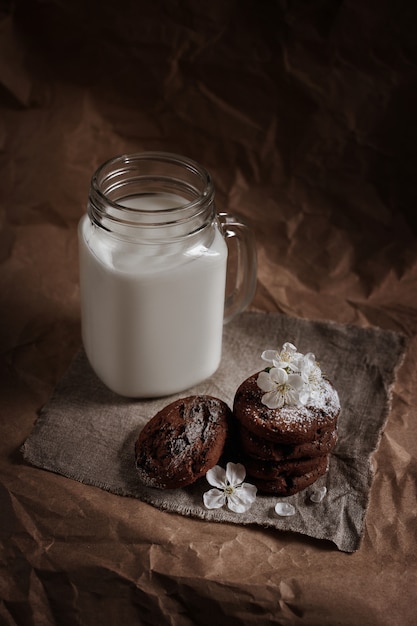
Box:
(22, 312), (407, 552)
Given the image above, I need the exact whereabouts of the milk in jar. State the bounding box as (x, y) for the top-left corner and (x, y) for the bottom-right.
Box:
(78, 153), (257, 398)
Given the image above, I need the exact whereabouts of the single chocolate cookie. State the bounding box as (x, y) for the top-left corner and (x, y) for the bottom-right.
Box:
(135, 395), (230, 489)
(239, 426), (338, 462)
(233, 373), (340, 445)
(249, 456), (329, 496)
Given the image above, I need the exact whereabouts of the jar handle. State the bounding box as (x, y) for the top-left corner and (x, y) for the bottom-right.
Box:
(218, 212), (257, 324)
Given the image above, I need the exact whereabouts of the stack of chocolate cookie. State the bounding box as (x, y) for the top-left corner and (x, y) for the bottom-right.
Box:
(233, 372), (340, 496)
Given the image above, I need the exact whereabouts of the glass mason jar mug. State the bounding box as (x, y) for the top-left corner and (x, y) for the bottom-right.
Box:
(78, 152), (257, 397)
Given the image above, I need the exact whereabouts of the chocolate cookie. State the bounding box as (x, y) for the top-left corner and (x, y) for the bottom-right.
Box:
(135, 395), (230, 489)
(233, 373), (340, 445)
(249, 456), (329, 496)
(239, 426), (338, 462)
(243, 454), (328, 481)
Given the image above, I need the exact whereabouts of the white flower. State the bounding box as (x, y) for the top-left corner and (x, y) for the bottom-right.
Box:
(203, 462), (257, 513)
(297, 352), (322, 403)
(261, 342), (300, 372)
(298, 352), (321, 384)
(258, 342), (324, 408)
(257, 367), (304, 409)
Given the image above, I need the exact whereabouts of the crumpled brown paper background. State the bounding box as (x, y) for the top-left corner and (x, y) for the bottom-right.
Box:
(1, 1), (417, 624)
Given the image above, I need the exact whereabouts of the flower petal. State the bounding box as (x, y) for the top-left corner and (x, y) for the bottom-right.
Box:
(304, 352), (316, 365)
(287, 373), (304, 390)
(275, 502), (296, 517)
(310, 486), (327, 503)
(282, 342), (297, 353)
(203, 488), (226, 509)
(269, 367), (288, 384)
(227, 487), (257, 513)
(225, 462), (246, 486)
(237, 483), (258, 503)
(261, 350), (278, 363)
(227, 496), (251, 513)
(206, 465), (226, 488)
(262, 390), (284, 409)
(298, 388), (310, 405)
(284, 389), (301, 406)
(257, 370), (275, 392)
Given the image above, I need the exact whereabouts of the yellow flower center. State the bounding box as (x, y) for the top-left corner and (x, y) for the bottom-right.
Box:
(224, 484), (236, 496)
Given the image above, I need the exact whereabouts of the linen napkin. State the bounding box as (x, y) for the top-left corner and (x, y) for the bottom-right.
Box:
(22, 311), (407, 552)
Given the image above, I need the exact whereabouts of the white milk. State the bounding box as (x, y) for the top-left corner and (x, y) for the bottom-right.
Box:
(78, 193), (228, 397)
